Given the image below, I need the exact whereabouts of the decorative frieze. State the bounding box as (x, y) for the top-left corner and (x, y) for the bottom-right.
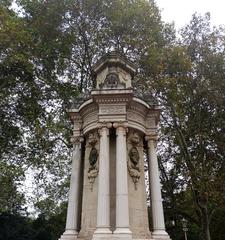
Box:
(99, 104), (126, 115)
(95, 97), (131, 104)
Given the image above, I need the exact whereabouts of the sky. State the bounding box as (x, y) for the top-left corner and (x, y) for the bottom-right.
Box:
(155, 0), (225, 29)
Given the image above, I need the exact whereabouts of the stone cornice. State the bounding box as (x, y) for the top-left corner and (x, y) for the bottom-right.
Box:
(132, 97), (151, 109)
(91, 89), (133, 104)
(91, 89), (133, 95)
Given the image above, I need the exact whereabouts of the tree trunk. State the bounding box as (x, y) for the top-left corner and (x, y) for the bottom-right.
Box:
(201, 207), (211, 240)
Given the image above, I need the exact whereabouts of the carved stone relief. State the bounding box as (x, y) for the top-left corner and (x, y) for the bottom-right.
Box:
(99, 104), (126, 115)
(128, 131), (141, 190)
(119, 68), (132, 88)
(99, 72), (126, 89)
(105, 73), (119, 88)
(87, 132), (99, 191)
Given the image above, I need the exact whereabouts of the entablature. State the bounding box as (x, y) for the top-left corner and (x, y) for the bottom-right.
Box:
(68, 92), (160, 136)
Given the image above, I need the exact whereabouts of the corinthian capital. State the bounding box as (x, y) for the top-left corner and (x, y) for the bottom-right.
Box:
(70, 136), (84, 145)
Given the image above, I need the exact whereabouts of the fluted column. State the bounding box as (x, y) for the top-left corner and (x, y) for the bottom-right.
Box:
(146, 135), (170, 239)
(59, 136), (83, 240)
(113, 123), (132, 239)
(93, 123), (112, 238)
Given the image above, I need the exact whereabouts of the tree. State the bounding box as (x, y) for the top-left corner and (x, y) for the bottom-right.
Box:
(1, 0), (169, 215)
(147, 13), (225, 240)
(0, 213), (34, 240)
(1, 1), (225, 239)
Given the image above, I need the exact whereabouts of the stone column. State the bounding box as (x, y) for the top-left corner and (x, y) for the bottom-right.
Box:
(59, 136), (83, 240)
(113, 123), (132, 240)
(145, 135), (170, 240)
(93, 123), (112, 239)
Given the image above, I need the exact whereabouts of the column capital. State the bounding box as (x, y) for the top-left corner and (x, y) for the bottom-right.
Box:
(98, 122), (112, 130)
(113, 121), (128, 130)
(70, 136), (84, 145)
(98, 122), (112, 137)
(145, 134), (158, 142)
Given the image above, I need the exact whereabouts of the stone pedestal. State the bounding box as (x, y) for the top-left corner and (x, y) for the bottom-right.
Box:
(61, 52), (171, 240)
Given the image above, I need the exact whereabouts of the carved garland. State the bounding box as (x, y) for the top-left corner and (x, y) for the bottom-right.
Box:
(127, 132), (141, 190)
(87, 132), (99, 191)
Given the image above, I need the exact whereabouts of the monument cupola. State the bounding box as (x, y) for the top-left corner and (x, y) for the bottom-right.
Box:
(59, 52), (171, 240)
(93, 51), (136, 89)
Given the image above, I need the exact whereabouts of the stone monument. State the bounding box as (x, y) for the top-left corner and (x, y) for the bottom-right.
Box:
(59, 52), (171, 240)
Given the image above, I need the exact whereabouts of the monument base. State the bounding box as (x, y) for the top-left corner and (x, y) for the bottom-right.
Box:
(92, 227), (113, 240)
(112, 228), (132, 240)
(151, 230), (171, 240)
(59, 230), (78, 240)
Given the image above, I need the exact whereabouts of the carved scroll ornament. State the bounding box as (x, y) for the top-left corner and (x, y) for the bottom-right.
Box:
(128, 132), (141, 190)
(87, 133), (99, 191)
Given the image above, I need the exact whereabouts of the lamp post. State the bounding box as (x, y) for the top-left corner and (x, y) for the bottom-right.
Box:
(181, 218), (188, 240)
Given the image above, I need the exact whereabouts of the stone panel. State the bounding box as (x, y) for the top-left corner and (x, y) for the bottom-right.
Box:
(79, 131), (99, 240)
(127, 130), (151, 240)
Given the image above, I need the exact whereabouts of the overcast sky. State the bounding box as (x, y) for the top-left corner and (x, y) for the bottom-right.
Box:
(155, 0), (225, 29)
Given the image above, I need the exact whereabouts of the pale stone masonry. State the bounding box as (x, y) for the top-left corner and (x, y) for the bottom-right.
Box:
(59, 52), (171, 240)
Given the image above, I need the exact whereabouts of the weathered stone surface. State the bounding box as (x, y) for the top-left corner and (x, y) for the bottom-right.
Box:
(61, 52), (171, 240)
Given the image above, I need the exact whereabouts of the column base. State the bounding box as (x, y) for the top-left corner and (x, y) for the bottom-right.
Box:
(113, 228), (132, 240)
(92, 227), (113, 240)
(152, 230), (171, 240)
(59, 229), (78, 240)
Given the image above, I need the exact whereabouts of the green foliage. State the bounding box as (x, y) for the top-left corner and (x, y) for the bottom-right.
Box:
(0, 1), (225, 239)
(0, 203), (67, 240)
(0, 162), (26, 214)
(0, 213), (34, 240)
(155, 13), (225, 240)
(1, 0), (166, 213)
